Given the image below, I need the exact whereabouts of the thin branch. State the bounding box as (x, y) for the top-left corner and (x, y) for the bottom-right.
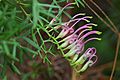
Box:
(82, 0), (118, 34)
(19, 5), (33, 23)
(110, 33), (120, 80)
(90, 0), (119, 33)
(16, 0), (33, 23)
(72, 69), (77, 80)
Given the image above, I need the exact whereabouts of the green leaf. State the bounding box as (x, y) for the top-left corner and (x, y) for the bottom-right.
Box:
(23, 37), (40, 50)
(2, 42), (19, 62)
(12, 44), (17, 58)
(32, 0), (39, 28)
(21, 46), (38, 55)
(77, 0), (85, 7)
(38, 3), (60, 8)
(1, 61), (7, 78)
(36, 28), (44, 44)
(43, 56), (52, 64)
(2, 41), (10, 55)
(39, 16), (49, 23)
(39, 10), (57, 19)
(10, 63), (21, 75)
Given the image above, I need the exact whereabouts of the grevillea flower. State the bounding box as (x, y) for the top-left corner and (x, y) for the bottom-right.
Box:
(58, 24), (101, 49)
(55, 13), (101, 73)
(56, 15), (93, 39)
(49, 3), (101, 73)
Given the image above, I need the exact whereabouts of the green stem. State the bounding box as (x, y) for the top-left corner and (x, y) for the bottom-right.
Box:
(42, 28), (65, 55)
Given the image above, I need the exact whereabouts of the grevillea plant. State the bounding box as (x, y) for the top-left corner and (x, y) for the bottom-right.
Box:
(0, 0), (104, 79)
(47, 3), (102, 73)
(1, 0), (120, 79)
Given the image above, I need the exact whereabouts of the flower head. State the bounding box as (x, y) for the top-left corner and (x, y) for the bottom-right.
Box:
(49, 3), (101, 73)
(55, 13), (101, 73)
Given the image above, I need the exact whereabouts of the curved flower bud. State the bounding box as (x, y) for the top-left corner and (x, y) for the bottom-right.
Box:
(79, 31), (102, 41)
(65, 16), (93, 29)
(84, 47), (96, 58)
(56, 26), (74, 39)
(72, 31), (101, 54)
(56, 16), (95, 39)
(63, 40), (78, 50)
(58, 41), (69, 49)
(64, 48), (78, 57)
(64, 45), (78, 57)
(77, 54), (98, 73)
(67, 36), (78, 45)
(84, 38), (101, 44)
(71, 48), (96, 66)
(48, 3), (75, 31)
(63, 40), (84, 55)
(58, 33), (77, 43)
(77, 60), (93, 73)
(73, 43), (84, 54)
(59, 36), (77, 49)
(76, 23), (97, 35)
(61, 3), (75, 12)
(71, 54), (79, 63)
(64, 42), (84, 57)
(58, 23), (97, 44)
(72, 13), (86, 19)
(71, 53), (87, 66)
(70, 16), (93, 28)
(89, 55), (98, 65)
(58, 34), (78, 48)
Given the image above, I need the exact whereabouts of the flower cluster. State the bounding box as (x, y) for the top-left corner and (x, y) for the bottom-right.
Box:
(56, 13), (101, 73)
